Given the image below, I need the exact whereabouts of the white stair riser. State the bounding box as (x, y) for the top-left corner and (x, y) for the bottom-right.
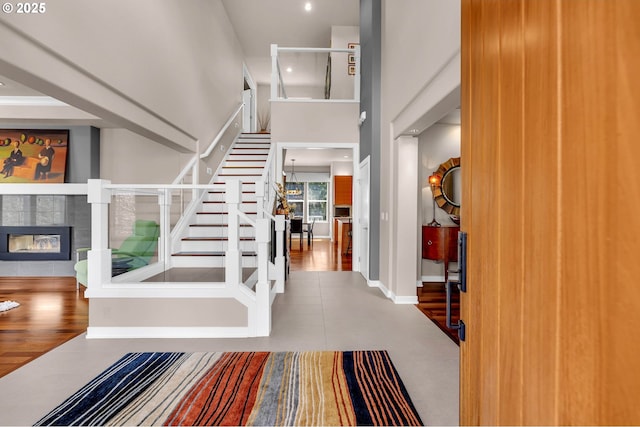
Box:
(236, 138), (270, 143)
(210, 183), (256, 191)
(206, 193), (257, 203)
(171, 256), (258, 269)
(229, 149), (270, 155)
(200, 203), (258, 213)
(180, 240), (257, 252)
(222, 161), (268, 167)
(220, 168), (266, 175)
(188, 226), (255, 238)
(227, 155), (268, 161)
(195, 213), (257, 224)
(233, 143), (271, 148)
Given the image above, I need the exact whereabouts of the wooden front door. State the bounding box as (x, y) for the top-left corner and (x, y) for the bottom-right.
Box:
(460, 0), (640, 424)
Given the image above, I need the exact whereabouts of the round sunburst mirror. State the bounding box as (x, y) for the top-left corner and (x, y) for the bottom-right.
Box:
(432, 157), (461, 216)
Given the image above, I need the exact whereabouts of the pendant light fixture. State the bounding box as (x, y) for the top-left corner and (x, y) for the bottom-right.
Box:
(286, 159), (302, 195)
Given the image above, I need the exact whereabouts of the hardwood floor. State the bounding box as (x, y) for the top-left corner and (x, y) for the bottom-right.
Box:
(0, 277), (88, 378)
(417, 282), (460, 345)
(288, 238), (352, 271)
(0, 238), (349, 378)
(0, 244), (458, 379)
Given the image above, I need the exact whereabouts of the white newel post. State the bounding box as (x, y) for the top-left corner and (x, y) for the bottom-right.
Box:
(158, 188), (171, 264)
(255, 218), (271, 336)
(271, 44), (278, 100)
(87, 179), (112, 289)
(256, 179), (265, 219)
(225, 180), (242, 287)
(275, 215), (286, 293)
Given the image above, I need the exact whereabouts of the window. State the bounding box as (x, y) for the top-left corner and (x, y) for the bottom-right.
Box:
(307, 182), (328, 221)
(284, 181), (328, 222)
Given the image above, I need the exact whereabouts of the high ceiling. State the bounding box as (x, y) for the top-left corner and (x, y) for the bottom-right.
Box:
(222, 0), (359, 85)
(0, 1), (361, 165)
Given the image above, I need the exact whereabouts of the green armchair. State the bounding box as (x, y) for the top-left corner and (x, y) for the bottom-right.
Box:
(74, 219), (160, 287)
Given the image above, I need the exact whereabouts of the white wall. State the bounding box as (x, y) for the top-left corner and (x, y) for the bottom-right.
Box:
(418, 123), (461, 281)
(380, 0), (461, 297)
(100, 129), (189, 184)
(271, 101), (359, 143)
(0, 0), (245, 153)
(330, 26), (360, 100)
(331, 161), (354, 176)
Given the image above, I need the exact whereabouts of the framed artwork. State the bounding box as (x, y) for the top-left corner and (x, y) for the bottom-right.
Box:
(347, 43), (359, 75)
(0, 129), (69, 183)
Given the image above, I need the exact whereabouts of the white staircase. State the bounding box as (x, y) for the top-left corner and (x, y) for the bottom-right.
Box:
(171, 133), (271, 268)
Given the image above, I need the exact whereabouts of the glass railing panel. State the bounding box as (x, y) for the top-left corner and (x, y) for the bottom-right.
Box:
(108, 189), (162, 280)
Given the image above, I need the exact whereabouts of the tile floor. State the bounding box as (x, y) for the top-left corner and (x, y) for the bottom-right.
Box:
(0, 271), (459, 426)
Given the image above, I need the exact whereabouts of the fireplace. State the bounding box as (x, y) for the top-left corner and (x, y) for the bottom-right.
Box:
(0, 226), (72, 261)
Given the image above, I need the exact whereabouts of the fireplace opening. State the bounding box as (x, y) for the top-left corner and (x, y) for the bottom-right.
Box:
(0, 226), (71, 261)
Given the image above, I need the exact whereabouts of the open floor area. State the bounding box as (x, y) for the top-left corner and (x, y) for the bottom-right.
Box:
(0, 271), (459, 426)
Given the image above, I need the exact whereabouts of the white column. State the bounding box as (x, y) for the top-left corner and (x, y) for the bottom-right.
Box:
(255, 218), (271, 336)
(271, 44), (278, 100)
(255, 179), (265, 219)
(158, 188), (171, 265)
(87, 179), (112, 289)
(275, 214), (286, 293)
(354, 45), (361, 101)
(225, 179), (242, 287)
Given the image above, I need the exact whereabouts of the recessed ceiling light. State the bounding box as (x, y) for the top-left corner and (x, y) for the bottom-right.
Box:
(0, 82), (5, 86)
(343, 155), (349, 158)
(304, 2), (312, 12)
(286, 67), (292, 73)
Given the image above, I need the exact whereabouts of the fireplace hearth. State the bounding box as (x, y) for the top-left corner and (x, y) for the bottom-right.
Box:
(0, 226), (71, 261)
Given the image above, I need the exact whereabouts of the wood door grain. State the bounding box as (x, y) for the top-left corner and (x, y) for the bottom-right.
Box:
(461, 0), (640, 424)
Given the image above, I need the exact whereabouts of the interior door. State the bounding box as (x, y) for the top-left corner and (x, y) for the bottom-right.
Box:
(359, 157), (370, 281)
(242, 89), (252, 133)
(461, 0), (640, 424)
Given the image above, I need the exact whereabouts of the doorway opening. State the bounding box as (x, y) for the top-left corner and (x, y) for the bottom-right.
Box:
(277, 142), (361, 275)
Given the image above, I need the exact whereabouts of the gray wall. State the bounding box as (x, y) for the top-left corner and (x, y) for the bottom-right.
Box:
(360, 0), (382, 280)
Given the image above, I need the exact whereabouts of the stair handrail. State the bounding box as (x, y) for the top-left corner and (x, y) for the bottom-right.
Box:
(200, 103), (244, 160)
(172, 154), (198, 185)
(169, 103), (244, 251)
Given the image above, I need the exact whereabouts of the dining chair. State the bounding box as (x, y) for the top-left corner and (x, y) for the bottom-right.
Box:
(290, 218), (304, 250)
(304, 218), (316, 247)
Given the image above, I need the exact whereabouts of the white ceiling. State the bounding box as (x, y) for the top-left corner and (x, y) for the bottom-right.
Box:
(222, 0), (359, 85)
(285, 147), (352, 167)
(0, 1), (360, 164)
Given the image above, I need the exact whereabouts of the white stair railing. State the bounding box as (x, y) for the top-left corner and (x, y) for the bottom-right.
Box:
(169, 103), (244, 254)
(271, 44), (360, 101)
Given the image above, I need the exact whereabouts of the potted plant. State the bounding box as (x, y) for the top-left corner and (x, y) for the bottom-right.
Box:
(258, 110), (270, 133)
(275, 183), (289, 217)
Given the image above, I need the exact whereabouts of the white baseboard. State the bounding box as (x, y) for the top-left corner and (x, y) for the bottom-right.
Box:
(86, 326), (250, 339)
(421, 275), (445, 283)
(416, 281), (423, 287)
(393, 295), (419, 304)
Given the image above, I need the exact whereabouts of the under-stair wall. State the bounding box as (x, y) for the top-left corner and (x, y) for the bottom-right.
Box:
(84, 133), (283, 339)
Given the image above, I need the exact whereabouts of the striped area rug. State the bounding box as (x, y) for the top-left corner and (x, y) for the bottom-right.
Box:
(35, 351), (423, 426)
